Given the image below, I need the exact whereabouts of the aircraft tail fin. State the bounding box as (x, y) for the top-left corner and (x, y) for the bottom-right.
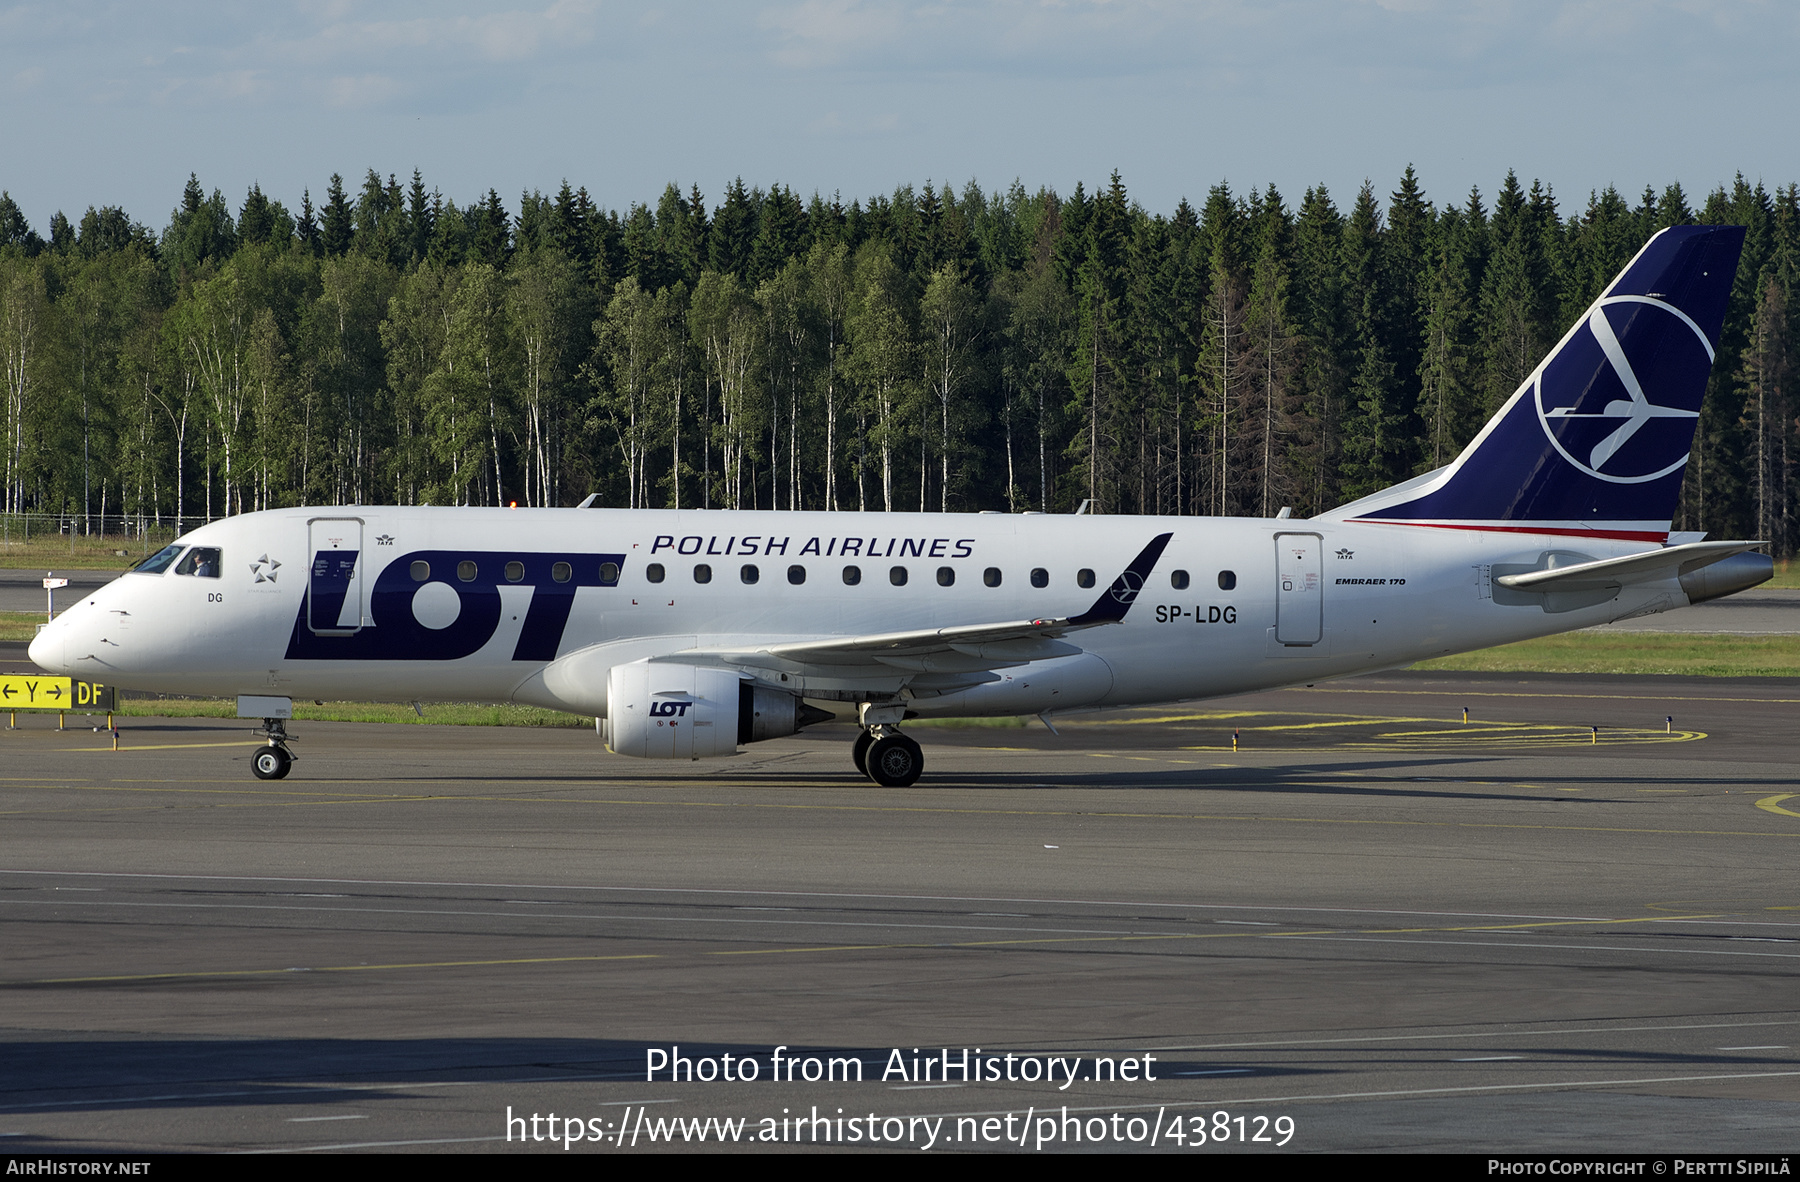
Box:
(1331, 224), (1745, 542)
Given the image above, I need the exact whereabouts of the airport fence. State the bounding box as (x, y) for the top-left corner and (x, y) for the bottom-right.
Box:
(0, 512), (187, 569)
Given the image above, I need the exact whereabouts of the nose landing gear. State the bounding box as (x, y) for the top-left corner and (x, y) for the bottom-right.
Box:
(251, 717), (295, 780)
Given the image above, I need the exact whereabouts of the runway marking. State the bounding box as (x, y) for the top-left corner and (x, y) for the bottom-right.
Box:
(1274, 934), (1800, 959)
(4, 783), (1795, 840)
(5, 868), (1792, 925)
(1100, 709), (1706, 748)
(893, 1069), (1800, 1128)
(1146, 1018), (1800, 1053)
(1170, 1068), (1800, 1109)
(1293, 686), (1800, 706)
(57, 741), (267, 752)
(274, 1136), (506, 1153)
(1757, 794), (1800, 818)
(26, 952), (660, 985)
(288, 1115), (367, 1123)
(14, 903), (1764, 985)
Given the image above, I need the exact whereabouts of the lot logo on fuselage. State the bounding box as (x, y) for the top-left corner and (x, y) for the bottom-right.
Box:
(1535, 296), (1713, 484)
(284, 549), (625, 662)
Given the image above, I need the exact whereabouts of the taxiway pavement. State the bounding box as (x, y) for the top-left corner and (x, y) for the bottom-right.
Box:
(0, 672), (1795, 1153)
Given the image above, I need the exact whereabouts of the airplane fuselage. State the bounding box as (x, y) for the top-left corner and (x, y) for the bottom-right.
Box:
(33, 505), (1705, 720)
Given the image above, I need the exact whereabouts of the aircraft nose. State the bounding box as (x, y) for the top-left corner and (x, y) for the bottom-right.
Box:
(27, 618), (66, 673)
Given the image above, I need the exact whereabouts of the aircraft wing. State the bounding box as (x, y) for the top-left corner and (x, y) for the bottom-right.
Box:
(1493, 540), (1761, 593)
(671, 532), (1172, 676)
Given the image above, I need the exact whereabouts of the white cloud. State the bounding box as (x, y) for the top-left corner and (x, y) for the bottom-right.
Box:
(325, 72), (405, 108)
(759, 0), (906, 68)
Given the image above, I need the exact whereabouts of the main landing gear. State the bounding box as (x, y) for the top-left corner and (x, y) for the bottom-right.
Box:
(251, 717), (295, 780)
(854, 726), (923, 787)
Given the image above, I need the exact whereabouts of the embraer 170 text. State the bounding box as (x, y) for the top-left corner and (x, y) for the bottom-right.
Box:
(31, 226), (1770, 785)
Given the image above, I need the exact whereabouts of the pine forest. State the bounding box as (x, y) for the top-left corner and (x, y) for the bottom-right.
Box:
(0, 167), (1795, 553)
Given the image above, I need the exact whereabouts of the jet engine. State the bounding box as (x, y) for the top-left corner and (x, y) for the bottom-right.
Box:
(603, 661), (834, 759)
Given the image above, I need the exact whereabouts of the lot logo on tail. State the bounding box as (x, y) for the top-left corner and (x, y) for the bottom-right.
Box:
(1536, 295), (1712, 484)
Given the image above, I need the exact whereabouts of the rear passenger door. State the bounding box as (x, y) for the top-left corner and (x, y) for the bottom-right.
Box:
(1273, 532), (1322, 646)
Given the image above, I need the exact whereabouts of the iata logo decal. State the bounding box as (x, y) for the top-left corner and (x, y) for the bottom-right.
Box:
(1535, 296), (1712, 484)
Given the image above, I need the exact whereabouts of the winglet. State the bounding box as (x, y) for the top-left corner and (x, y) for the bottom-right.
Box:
(1068, 533), (1173, 626)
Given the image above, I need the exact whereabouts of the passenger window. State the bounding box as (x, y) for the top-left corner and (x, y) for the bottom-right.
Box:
(411, 560), (430, 582)
(174, 547), (222, 578)
(458, 560), (477, 582)
(936, 567), (955, 587)
(599, 562), (620, 586)
(552, 561), (572, 584)
(889, 566), (908, 587)
(505, 561), (525, 583)
(1077, 568), (1095, 589)
(132, 544), (184, 575)
(983, 567), (1001, 587)
(842, 565), (862, 586)
(646, 563), (665, 584)
(1030, 568), (1048, 588)
(1171, 569), (1189, 590)
(694, 564), (712, 584)
(740, 564), (759, 584)
(787, 565), (806, 585)
(1218, 570), (1237, 591)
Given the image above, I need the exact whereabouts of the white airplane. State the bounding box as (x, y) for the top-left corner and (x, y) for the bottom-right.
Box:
(30, 225), (1769, 786)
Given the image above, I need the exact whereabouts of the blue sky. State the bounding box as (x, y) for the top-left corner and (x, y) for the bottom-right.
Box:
(3, 1), (1796, 231)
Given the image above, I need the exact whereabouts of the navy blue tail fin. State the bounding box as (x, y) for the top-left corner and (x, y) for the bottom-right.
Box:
(1334, 224), (1745, 541)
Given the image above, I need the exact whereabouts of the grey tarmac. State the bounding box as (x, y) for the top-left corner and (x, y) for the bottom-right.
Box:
(0, 671), (1797, 1153)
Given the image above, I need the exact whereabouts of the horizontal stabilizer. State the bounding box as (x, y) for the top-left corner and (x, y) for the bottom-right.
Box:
(1494, 541), (1763, 593)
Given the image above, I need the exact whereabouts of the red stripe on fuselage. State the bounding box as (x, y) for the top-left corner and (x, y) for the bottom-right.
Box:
(1346, 520), (1669, 542)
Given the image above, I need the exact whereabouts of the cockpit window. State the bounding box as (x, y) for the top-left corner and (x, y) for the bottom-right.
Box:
(174, 547), (222, 578)
(133, 544), (185, 575)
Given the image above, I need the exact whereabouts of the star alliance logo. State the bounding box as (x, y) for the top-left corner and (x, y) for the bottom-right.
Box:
(249, 555), (281, 584)
(1536, 296), (1711, 484)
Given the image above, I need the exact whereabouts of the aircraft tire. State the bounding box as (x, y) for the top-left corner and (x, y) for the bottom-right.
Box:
(866, 734), (923, 788)
(852, 730), (875, 777)
(252, 745), (292, 781)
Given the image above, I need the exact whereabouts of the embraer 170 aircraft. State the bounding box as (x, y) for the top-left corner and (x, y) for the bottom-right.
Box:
(30, 225), (1770, 786)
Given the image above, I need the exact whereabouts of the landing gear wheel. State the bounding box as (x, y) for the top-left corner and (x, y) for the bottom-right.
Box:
(852, 730), (875, 777)
(865, 733), (923, 787)
(252, 745), (293, 780)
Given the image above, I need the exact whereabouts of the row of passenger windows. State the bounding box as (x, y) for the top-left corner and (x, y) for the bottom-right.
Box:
(410, 560), (622, 584)
(406, 558), (1239, 592)
(641, 563), (1237, 590)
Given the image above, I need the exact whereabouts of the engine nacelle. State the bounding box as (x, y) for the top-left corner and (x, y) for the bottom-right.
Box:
(603, 662), (833, 759)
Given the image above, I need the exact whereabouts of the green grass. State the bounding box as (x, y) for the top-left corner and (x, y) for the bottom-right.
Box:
(0, 533), (174, 571)
(1415, 632), (1800, 677)
(1765, 559), (1800, 589)
(0, 612), (45, 642)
